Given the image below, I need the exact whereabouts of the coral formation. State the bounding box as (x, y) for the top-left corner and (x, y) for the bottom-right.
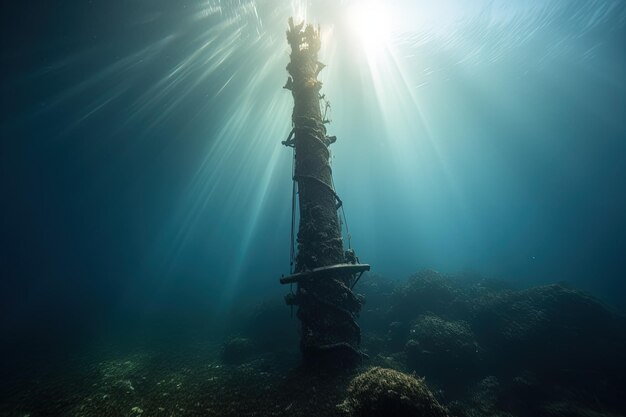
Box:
(357, 270), (626, 416)
(338, 367), (449, 417)
(391, 270), (459, 320)
(469, 284), (625, 373)
(405, 314), (479, 379)
(447, 376), (515, 417)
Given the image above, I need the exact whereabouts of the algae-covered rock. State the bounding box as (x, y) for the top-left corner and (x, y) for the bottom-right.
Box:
(447, 376), (515, 417)
(470, 284), (626, 374)
(390, 270), (462, 322)
(405, 314), (479, 377)
(338, 367), (448, 417)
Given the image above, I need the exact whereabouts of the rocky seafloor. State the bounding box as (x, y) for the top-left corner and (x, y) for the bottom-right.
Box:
(1, 270), (625, 417)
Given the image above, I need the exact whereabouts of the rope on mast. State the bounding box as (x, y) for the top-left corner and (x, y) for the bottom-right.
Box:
(289, 147), (297, 274)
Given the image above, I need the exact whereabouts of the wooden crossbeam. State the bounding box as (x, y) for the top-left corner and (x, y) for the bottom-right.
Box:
(280, 263), (370, 285)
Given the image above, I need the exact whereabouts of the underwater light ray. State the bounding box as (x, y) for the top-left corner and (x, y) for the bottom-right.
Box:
(392, 0), (623, 75)
(389, 44), (466, 203)
(109, 0), (271, 141)
(344, 20), (461, 204)
(148, 0), (303, 275)
(10, 35), (177, 139)
(146, 0), (626, 295)
(125, 26), (243, 132)
(324, 0), (620, 270)
(155, 45), (289, 277)
(146, 44), (241, 132)
(58, 85), (129, 137)
(203, 69), (288, 210)
(217, 119), (288, 307)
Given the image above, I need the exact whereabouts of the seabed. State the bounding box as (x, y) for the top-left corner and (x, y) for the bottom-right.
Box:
(2, 270), (625, 417)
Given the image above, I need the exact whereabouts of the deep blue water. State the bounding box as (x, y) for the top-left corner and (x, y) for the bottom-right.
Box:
(1, 0), (625, 354)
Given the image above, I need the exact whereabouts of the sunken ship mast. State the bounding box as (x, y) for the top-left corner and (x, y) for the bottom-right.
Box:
(280, 18), (370, 366)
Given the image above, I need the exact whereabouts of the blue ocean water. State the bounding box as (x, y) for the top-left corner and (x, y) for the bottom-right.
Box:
(1, 1), (625, 415)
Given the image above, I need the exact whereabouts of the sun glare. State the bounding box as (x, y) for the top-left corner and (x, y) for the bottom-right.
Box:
(347, 1), (391, 56)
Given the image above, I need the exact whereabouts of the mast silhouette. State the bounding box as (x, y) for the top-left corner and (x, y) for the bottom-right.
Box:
(280, 18), (370, 366)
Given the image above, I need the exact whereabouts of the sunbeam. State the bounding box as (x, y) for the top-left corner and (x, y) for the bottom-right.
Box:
(3, 0), (625, 324)
(2, 0), (626, 413)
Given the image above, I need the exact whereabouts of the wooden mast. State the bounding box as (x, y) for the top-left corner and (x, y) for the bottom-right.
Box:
(281, 18), (369, 367)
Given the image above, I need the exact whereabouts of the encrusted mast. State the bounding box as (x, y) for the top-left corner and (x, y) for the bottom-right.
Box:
(280, 18), (370, 367)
